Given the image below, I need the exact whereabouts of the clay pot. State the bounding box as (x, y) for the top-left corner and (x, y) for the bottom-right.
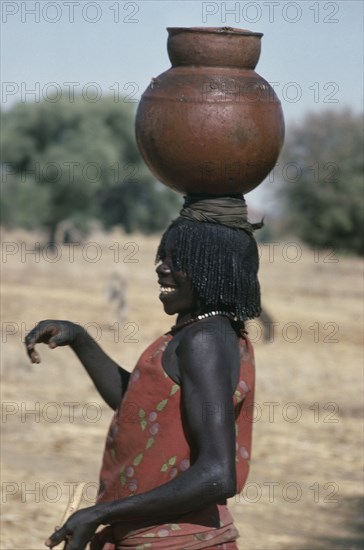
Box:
(135, 27), (285, 195)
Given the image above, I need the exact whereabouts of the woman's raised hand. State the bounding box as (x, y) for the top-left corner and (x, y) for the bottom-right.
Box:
(25, 320), (82, 364)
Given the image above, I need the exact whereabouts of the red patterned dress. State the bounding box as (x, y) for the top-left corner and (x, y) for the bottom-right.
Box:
(91, 332), (255, 550)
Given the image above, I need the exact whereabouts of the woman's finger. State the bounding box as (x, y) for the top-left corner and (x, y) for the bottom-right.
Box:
(44, 525), (69, 548)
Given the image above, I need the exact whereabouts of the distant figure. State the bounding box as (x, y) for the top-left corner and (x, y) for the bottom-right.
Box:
(55, 220), (82, 245)
(106, 273), (127, 323)
(259, 306), (275, 342)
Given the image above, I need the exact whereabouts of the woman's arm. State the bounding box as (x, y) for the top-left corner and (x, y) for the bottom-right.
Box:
(45, 320), (240, 549)
(25, 320), (129, 410)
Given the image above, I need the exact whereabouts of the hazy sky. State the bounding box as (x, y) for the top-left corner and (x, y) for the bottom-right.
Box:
(1, 0), (363, 206)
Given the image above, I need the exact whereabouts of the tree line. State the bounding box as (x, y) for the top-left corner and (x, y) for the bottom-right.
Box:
(0, 97), (181, 245)
(1, 98), (362, 255)
(277, 109), (363, 256)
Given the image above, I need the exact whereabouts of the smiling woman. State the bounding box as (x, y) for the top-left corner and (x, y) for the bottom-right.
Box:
(25, 194), (260, 550)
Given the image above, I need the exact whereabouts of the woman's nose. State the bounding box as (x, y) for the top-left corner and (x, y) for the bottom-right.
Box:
(156, 262), (171, 275)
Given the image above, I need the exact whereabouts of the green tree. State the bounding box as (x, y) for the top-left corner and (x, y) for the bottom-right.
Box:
(277, 109), (363, 255)
(0, 97), (180, 243)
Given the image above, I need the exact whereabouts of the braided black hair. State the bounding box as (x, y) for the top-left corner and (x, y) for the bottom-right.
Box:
(156, 217), (261, 322)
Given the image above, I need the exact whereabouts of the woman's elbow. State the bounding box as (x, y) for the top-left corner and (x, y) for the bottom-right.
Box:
(207, 464), (237, 500)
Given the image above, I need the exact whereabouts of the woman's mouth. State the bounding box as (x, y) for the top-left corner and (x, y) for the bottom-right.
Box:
(159, 285), (177, 296)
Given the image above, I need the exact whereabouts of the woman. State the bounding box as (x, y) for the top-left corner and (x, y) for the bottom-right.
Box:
(25, 196), (260, 550)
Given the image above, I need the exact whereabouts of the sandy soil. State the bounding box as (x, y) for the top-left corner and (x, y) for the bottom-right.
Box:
(1, 228), (363, 550)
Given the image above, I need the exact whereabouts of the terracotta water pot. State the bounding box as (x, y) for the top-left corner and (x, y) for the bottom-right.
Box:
(135, 27), (285, 195)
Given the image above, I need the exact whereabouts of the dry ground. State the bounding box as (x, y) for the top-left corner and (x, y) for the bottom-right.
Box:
(1, 228), (363, 550)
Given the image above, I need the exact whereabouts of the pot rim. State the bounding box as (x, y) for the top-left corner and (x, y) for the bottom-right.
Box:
(167, 26), (263, 38)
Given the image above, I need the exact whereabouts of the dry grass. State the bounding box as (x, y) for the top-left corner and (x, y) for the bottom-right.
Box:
(1, 228), (363, 550)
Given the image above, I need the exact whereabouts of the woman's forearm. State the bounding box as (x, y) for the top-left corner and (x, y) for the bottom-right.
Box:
(93, 460), (235, 526)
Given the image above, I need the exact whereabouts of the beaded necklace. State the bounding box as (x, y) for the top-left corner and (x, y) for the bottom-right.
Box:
(170, 310), (239, 335)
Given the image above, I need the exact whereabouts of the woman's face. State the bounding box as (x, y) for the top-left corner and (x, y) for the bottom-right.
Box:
(156, 231), (196, 318)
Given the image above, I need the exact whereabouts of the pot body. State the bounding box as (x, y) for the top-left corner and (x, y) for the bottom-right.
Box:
(135, 27), (285, 195)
